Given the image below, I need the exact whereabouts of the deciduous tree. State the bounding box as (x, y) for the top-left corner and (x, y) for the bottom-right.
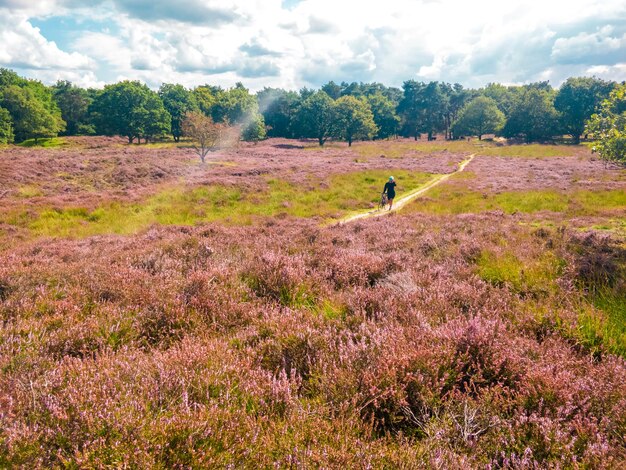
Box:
(0, 107), (13, 144)
(182, 111), (227, 162)
(585, 84), (626, 164)
(0, 84), (65, 143)
(334, 95), (377, 146)
(159, 83), (199, 142)
(502, 87), (559, 143)
(367, 93), (399, 139)
(52, 80), (93, 136)
(295, 90), (336, 146)
(555, 77), (615, 144)
(90, 80), (170, 144)
(452, 96), (505, 140)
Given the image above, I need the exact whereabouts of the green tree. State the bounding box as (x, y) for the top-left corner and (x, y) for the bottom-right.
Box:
(502, 87), (559, 143)
(211, 83), (258, 125)
(398, 80), (426, 140)
(367, 92), (399, 139)
(452, 96), (505, 140)
(52, 80), (93, 136)
(585, 84), (626, 163)
(193, 85), (217, 116)
(159, 83), (199, 142)
(0, 107), (13, 144)
(398, 81), (447, 140)
(555, 77), (615, 144)
(241, 113), (267, 142)
(334, 95), (377, 146)
(257, 88), (300, 138)
(295, 90), (336, 146)
(442, 82), (472, 139)
(481, 83), (518, 117)
(0, 85), (65, 143)
(90, 80), (170, 144)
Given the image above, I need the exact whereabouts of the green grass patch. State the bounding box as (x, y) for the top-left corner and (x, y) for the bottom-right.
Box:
(477, 144), (580, 158)
(409, 187), (626, 216)
(16, 185), (44, 198)
(17, 137), (68, 148)
(577, 290), (626, 357)
(17, 169), (434, 238)
(476, 249), (565, 297)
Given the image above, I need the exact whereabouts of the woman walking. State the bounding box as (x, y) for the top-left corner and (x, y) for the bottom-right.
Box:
(382, 176), (396, 210)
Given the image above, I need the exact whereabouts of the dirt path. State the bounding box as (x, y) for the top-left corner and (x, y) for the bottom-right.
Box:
(338, 154), (476, 224)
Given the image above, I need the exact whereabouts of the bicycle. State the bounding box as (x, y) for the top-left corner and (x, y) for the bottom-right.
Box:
(378, 192), (389, 211)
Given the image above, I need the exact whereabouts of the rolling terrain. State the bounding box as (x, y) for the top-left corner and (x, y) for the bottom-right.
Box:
(1, 137), (625, 468)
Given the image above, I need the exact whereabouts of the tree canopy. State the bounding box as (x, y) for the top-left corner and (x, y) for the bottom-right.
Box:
(502, 87), (559, 143)
(452, 96), (505, 140)
(90, 80), (170, 143)
(586, 83), (626, 164)
(555, 77), (615, 144)
(334, 95), (377, 146)
(295, 91), (336, 146)
(159, 83), (199, 142)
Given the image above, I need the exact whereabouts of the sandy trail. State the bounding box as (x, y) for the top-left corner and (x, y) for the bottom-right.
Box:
(338, 154), (476, 224)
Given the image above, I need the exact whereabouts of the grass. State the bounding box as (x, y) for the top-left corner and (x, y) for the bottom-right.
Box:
(16, 185), (44, 198)
(11, 169), (435, 239)
(17, 137), (68, 148)
(577, 290), (626, 357)
(476, 249), (565, 297)
(477, 144), (579, 158)
(351, 140), (586, 159)
(408, 187), (626, 217)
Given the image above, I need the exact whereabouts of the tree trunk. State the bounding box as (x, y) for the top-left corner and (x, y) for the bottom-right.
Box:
(478, 134), (482, 141)
(318, 136), (325, 146)
(574, 134), (581, 145)
(348, 138), (352, 147)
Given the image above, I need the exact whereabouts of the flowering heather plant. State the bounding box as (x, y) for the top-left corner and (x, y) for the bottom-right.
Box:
(0, 138), (625, 466)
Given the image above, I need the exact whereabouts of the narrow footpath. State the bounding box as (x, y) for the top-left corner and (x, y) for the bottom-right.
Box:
(338, 153), (476, 224)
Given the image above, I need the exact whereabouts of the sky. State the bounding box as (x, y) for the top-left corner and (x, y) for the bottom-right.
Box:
(0, 0), (624, 91)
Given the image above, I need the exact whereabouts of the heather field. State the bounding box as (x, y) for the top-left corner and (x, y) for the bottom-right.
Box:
(1, 137), (625, 468)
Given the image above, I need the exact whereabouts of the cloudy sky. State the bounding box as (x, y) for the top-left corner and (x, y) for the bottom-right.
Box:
(0, 0), (624, 91)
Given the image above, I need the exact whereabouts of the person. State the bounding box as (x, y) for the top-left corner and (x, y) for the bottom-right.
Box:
(382, 176), (396, 210)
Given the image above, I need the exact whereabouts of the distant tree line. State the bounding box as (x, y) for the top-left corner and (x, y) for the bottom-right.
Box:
(0, 67), (621, 150)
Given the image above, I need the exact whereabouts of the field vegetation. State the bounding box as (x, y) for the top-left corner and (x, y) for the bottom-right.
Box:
(0, 137), (625, 467)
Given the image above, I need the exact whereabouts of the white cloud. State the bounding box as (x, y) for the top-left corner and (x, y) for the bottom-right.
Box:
(0, 0), (625, 90)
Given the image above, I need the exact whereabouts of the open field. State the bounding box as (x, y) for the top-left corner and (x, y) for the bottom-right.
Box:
(1, 137), (625, 467)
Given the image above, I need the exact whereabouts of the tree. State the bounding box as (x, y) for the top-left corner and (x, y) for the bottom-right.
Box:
(257, 88), (300, 138)
(52, 80), (93, 136)
(321, 81), (342, 100)
(585, 84), (626, 164)
(182, 111), (228, 162)
(193, 85), (217, 116)
(241, 113), (267, 142)
(334, 95), (377, 146)
(502, 87), (559, 143)
(0, 107), (13, 144)
(452, 96), (505, 140)
(90, 80), (170, 143)
(442, 82), (472, 139)
(398, 80), (426, 140)
(159, 83), (199, 142)
(295, 90), (336, 146)
(398, 81), (447, 140)
(481, 83), (518, 117)
(211, 83), (258, 125)
(367, 93), (399, 139)
(555, 77), (615, 144)
(0, 84), (65, 143)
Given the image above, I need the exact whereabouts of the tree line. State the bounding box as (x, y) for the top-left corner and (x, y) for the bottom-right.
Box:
(0, 67), (622, 151)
